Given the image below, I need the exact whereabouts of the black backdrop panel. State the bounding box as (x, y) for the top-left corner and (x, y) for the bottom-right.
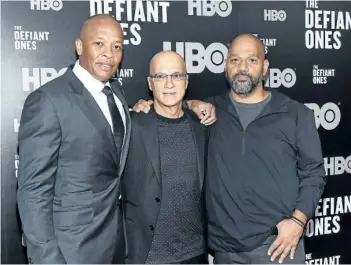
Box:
(1, 1), (351, 263)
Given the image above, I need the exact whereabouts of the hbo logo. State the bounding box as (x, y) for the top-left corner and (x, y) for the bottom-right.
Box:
(265, 68), (296, 88)
(264, 9), (286, 22)
(324, 156), (351, 176)
(163, 42), (227, 74)
(22, 67), (67, 91)
(30, 0), (63, 11)
(188, 0), (232, 17)
(304, 102), (341, 130)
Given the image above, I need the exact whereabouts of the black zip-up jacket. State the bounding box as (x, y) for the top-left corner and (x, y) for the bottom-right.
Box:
(206, 89), (326, 252)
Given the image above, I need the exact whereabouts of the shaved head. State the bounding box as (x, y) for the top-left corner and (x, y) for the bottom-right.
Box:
(149, 50), (186, 75)
(228, 33), (265, 60)
(79, 14), (122, 41)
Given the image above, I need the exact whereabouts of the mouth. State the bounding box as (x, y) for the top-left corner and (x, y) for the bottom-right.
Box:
(98, 62), (114, 71)
(163, 92), (176, 95)
(235, 75), (249, 81)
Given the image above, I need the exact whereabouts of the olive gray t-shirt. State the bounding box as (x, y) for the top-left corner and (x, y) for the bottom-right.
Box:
(230, 92), (272, 130)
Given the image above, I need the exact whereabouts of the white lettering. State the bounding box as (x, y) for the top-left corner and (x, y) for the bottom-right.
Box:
(264, 9), (287, 22)
(265, 68), (297, 88)
(30, 0), (63, 11)
(22, 68), (67, 91)
(304, 102), (341, 130)
(163, 42), (227, 74)
(188, 0), (232, 17)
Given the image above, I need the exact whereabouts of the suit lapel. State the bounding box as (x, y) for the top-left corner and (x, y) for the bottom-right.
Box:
(110, 83), (132, 176)
(185, 109), (206, 189)
(66, 69), (119, 165)
(139, 109), (161, 183)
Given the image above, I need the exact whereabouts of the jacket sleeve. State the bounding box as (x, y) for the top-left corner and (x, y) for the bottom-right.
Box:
(294, 107), (327, 220)
(17, 90), (66, 264)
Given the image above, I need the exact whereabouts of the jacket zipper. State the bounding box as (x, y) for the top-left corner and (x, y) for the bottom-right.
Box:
(242, 129), (246, 155)
(240, 113), (274, 155)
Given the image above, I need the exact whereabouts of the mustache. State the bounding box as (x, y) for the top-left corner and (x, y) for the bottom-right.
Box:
(231, 72), (253, 80)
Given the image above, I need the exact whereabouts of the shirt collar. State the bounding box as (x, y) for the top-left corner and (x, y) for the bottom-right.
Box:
(72, 60), (110, 96)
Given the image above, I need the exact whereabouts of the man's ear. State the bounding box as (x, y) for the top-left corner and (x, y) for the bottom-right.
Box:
(75, 38), (83, 56)
(263, 59), (269, 77)
(147, 77), (152, 91)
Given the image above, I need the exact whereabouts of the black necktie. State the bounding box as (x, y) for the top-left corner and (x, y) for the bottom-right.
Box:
(102, 86), (124, 162)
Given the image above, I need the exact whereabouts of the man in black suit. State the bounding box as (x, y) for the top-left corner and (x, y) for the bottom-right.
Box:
(122, 51), (209, 264)
(17, 15), (131, 264)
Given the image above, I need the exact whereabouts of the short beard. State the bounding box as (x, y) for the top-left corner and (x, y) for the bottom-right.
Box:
(226, 71), (263, 97)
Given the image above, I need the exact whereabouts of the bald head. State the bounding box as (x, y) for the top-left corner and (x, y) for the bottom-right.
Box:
(228, 33), (265, 60)
(79, 14), (122, 41)
(149, 51), (186, 75)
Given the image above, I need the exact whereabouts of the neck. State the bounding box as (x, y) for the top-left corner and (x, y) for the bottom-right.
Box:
(230, 84), (269, 104)
(154, 102), (184, 119)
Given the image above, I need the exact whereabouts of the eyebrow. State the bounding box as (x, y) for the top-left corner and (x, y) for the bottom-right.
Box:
(152, 71), (184, 75)
(95, 36), (123, 43)
(229, 53), (259, 58)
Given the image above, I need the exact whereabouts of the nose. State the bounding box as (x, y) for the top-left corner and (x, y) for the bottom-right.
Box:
(164, 76), (175, 89)
(102, 46), (113, 59)
(238, 60), (249, 72)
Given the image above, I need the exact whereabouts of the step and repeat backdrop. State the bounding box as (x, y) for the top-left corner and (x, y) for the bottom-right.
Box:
(1, 0), (351, 263)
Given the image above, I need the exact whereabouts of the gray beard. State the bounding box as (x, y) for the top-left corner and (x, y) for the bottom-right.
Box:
(226, 72), (263, 97)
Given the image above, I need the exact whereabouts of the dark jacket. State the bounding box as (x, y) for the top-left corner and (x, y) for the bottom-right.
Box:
(17, 68), (131, 264)
(206, 89), (326, 252)
(121, 107), (208, 263)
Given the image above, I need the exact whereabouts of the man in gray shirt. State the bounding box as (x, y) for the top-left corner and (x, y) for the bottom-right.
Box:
(187, 34), (326, 264)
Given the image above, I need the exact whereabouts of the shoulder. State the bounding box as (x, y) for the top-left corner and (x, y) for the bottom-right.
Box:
(130, 110), (155, 126)
(184, 108), (209, 135)
(32, 68), (71, 97)
(211, 91), (230, 107)
(270, 89), (312, 115)
(268, 90), (314, 130)
(184, 108), (202, 124)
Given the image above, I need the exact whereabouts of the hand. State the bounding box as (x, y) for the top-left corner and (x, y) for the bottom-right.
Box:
(132, 99), (154, 113)
(268, 219), (304, 264)
(187, 100), (216, 126)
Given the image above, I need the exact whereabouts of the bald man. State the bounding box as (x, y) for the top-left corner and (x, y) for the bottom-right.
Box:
(187, 33), (326, 264)
(121, 51), (208, 264)
(17, 15), (131, 264)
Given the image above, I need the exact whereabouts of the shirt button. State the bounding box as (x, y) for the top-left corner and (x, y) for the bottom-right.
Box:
(155, 197), (160, 202)
(149, 225), (154, 231)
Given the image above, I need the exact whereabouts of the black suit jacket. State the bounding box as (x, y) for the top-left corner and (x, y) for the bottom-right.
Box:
(121, 107), (208, 264)
(17, 67), (131, 264)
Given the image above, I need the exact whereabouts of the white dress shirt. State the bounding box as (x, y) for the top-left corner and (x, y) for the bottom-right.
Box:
(72, 60), (126, 136)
